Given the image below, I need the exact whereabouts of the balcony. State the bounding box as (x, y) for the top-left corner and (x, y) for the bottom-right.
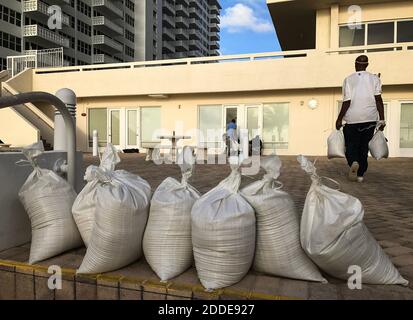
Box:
(174, 40), (189, 51)
(210, 31), (220, 41)
(23, 24), (69, 48)
(162, 14), (175, 28)
(92, 0), (123, 19)
(53, 0), (70, 5)
(208, 49), (219, 56)
(162, 27), (175, 41)
(210, 41), (219, 50)
(189, 18), (199, 29)
(93, 54), (118, 64)
(175, 28), (189, 40)
(189, 39), (201, 50)
(210, 23), (220, 32)
(23, 0), (70, 28)
(209, 14), (220, 24)
(187, 50), (202, 57)
(163, 0), (175, 15)
(175, 4), (189, 17)
(176, 16), (189, 28)
(210, 5), (220, 14)
(188, 7), (201, 18)
(92, 16), (123, 36)
(173, 52), (190, 59)
(93, 35), (123, 53)
(189, 29), (202, 40)
(163, 41), (175, 53)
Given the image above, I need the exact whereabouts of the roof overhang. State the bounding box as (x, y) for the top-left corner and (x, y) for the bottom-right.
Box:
(266, 0), (403, 50)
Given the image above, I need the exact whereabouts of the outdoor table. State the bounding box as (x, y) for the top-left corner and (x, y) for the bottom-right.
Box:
(157, 132), (191, 162)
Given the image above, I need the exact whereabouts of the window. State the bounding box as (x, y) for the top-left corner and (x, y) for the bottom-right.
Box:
(141, 107), (161, 143)
(339, 25), (365, 47)
(400, 103), (413, 149)
(198, 105), (223, 147)
(263, 103), (289, 150)
(88, 108), (107, 147)
(367, 22), (394, 45)
(397, 20), (413, 43)
(127, 110), (138, 146)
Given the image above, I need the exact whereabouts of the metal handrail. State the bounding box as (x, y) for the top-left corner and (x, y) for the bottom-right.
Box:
(0, 92), (76, 187)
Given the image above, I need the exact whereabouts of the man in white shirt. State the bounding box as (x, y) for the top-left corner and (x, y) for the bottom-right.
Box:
(336, 55), (386, 182)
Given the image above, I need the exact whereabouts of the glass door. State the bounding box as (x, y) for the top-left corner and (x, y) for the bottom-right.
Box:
(126, 109), (140, 149)
(108, 109), (121, 148)
(246, 104), (262, 141)
(399, 102), (413, 156)
(140, 107), (161, 148)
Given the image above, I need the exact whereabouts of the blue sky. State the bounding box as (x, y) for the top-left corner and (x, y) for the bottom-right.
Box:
(220, 0), (281, 55)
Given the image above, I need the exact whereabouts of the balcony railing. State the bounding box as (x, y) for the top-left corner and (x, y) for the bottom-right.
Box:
(189, 29), (202, 40)
(23, 0), (70, 26)
(176, 28), (189, 40)
(163, 41), (175, 53)
(210, 5), (220, 14)
(92, 0), (123, 18)
(176, 16), (189, 28)
(162, 27), (175, 41)
(32, 42), (413, 75)
(174, 40), (189, 50)
(163, 0), (175, 15)
(23, 24), (69, 48)
(92, 16), (123, 35)
(210, 41), (219, 49)
(93, 35), (123, 53)
(210, 23), (220, 32)
(93, 54), (118, 64)
(209, 14), (220, 24)
(162, 14), (175, 28)
(175, 4), (189, 17)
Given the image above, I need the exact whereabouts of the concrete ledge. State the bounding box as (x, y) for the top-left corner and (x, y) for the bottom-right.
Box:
(0, 259), (299, 301)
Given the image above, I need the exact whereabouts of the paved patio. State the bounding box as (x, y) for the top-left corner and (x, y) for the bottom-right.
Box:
(1, 153), (412, 300)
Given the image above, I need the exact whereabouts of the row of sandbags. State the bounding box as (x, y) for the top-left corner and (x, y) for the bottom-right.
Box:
(18, 142), (408, 291)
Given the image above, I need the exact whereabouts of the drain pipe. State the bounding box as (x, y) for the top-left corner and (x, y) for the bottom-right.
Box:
(0, 92), (77, 187)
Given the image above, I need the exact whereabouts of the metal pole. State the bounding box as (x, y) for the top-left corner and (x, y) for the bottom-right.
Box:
(0, 92), (77, 187)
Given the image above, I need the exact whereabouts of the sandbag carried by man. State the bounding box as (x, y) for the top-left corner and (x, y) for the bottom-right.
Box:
(336, 55), (386, 183)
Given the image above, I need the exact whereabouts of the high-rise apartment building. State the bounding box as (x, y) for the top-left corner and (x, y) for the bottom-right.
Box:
(154, 0), (221, 60)
(0, 0), (221, 69)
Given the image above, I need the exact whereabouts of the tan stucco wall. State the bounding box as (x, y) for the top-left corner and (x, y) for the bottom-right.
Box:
(315, 1), (413, 49)
(338, 1), (413, 24)
(0, 108), (39, 147)
(73, 85), (413, 156)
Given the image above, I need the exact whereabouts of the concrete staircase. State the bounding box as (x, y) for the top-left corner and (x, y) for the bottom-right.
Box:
(0, 70), (54, 149)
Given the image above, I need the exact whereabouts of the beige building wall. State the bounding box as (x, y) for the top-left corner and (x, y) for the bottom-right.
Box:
(315, 1), (413, 49)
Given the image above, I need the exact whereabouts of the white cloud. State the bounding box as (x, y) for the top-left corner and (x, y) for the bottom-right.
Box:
(221, 3), (274, 33)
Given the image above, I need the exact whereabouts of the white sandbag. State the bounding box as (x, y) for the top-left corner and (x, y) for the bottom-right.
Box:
(192, 163), (256, 290)
(18, 141), (82, 264)
(298, 155), (408, 286)
(77, 144), (152, 274)
(369, 129), (389, 160)
(241, 156), (326, 282)
(327, 130), (346, 159)
(72, 144), (120, 246)
(143, 147), (200, 281)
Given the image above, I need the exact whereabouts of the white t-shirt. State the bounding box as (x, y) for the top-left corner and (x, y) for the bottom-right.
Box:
(342, 71), (382, 124)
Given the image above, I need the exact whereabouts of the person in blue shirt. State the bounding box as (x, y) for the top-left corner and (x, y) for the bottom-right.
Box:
(226, 119), (237, 156)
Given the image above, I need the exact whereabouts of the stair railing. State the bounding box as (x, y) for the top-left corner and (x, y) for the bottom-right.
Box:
(0, 92), (76, 187)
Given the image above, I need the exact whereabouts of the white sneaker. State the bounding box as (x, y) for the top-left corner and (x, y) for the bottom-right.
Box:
(357, 177), (364, 183)
(348, 162), (359, 182)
